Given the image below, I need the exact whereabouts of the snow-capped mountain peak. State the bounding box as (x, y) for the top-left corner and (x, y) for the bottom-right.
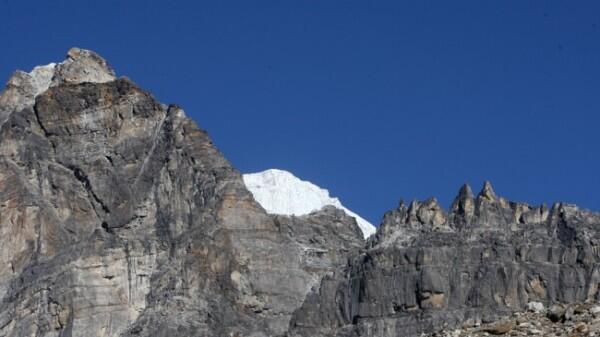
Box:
(243, 169), (376, 238)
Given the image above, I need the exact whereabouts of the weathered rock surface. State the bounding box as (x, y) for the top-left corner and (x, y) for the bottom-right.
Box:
(0, 49), (364, 337)
(288, 182), (600, 336)
(1, 48), (600, 337)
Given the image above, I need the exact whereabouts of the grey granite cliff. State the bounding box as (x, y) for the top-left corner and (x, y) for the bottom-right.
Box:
(288, 182), (600, 336)
(0, 49), (599, 337)
(0, 48), (364, 337)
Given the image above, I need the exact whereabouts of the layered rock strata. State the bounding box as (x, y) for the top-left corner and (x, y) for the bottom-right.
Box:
(0, 48), (364, 337)
(1, 48), (599, 337)
(289, 182), (600, 336)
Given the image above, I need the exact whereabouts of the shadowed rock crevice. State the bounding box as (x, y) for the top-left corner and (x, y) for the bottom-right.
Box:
(67, 164), (111, 214)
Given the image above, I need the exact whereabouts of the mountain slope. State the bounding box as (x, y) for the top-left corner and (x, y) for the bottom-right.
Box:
(243, 169), (376, 238)
(0, 48), (364, 337)
(2, 48), (600, 337)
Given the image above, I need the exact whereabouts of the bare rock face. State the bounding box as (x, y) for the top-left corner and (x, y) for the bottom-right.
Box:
(0, 49), (364, 337)
(288, 182), (600, 337)
(52, 47), (116, 85)
(2, 49), (600, 337)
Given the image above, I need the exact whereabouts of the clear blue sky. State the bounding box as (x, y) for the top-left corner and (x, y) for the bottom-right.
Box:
(2, 1), (599, 225)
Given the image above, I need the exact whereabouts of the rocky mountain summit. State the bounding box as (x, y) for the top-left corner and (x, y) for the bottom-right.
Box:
(0, 48), (364, 337)
(0, 49), (599, 337)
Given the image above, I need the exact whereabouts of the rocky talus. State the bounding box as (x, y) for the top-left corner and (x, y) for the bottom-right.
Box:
(0, 49), (599, 337)
(430, 302), (600, 336)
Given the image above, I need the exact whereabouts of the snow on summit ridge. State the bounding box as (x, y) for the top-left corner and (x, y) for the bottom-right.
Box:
(243, 169), (376, 238)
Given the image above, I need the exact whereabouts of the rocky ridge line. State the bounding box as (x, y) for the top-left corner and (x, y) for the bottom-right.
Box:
(0, 48), (599, 337)
(288, 181), (600, 337)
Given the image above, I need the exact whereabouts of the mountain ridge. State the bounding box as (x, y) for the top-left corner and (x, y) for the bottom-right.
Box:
(0, 48), (599, 337)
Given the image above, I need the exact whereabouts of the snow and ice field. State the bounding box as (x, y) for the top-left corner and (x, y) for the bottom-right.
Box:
(243, 169), (376, 238)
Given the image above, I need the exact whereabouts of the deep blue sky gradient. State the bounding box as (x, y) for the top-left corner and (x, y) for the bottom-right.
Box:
(1, 1), (599, 225)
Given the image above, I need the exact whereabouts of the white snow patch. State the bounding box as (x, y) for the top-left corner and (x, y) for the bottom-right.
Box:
(28, 63), (56, 97)
(243, 169), (376, 238)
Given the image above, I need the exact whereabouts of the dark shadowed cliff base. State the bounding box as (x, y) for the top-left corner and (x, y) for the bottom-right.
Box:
(0, 49), (599, 337)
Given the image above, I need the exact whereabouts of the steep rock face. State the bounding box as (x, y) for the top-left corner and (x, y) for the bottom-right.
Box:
(0, 49), (364, 337)
(2, 48), (600, 337)
(289, 182), (600, 337)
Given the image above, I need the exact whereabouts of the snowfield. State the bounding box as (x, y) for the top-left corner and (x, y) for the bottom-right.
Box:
(243, 169), (376, 238)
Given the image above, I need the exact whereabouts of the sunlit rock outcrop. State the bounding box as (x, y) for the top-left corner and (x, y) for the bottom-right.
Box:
(289, 182), (600, 337)
(0, 49), (364, 337)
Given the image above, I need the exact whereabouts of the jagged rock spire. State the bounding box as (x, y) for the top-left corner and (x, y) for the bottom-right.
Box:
(418, 197), (447, 229)
(478, 181), (497, 200)
(398, 199), (406, 210)
(456, 183), (474, 200)
(52, 47), (116, 85)
(450, 183), (475, 228)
